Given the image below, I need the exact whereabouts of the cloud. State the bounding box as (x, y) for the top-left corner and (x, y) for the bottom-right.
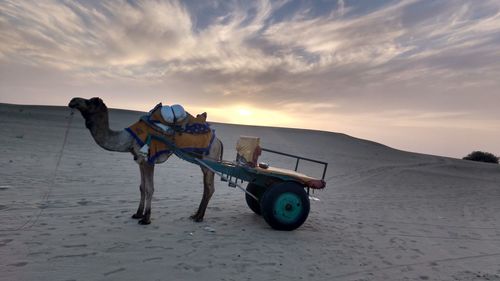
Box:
(1, 0), (500, 157)
(0, 0), (195, 69)
(2, 0), (499, 81)
(337, 0), (345, 17)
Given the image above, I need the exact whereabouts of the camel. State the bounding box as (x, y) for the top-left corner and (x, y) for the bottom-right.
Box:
(68, 97), (223, 225)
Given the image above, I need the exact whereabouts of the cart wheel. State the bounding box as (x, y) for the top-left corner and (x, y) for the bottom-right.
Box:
(260, 182), (310, 231)
(245, 183), (266, 215)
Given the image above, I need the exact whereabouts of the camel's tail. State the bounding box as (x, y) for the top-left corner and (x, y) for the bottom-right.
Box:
(219, 139), (224, 162)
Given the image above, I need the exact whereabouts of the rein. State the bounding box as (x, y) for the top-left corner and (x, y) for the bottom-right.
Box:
(3, 109), (75, 231)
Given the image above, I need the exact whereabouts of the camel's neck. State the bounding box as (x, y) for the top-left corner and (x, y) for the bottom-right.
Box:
(83, 109), (133, 152)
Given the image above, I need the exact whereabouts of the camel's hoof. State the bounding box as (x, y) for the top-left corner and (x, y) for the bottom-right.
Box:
(190, 214), (204, 222)
(138, 219), (151, 225)
(132, 213), (143, 219)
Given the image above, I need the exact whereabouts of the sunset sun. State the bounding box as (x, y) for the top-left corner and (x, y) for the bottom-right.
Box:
(238, 108), (252, 117)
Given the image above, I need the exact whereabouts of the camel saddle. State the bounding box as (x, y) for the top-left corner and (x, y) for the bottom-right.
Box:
(125, 103), (215, 163)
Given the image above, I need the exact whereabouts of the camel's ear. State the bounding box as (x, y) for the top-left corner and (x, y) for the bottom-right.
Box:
(89, 97), (102, 105)
(197, 112), (207, 122)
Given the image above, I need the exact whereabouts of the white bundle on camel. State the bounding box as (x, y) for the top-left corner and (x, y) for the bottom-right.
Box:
(160, 104), (187, 124)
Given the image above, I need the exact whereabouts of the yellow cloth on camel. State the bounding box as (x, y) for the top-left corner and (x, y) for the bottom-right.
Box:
(126, 105), (214, 163)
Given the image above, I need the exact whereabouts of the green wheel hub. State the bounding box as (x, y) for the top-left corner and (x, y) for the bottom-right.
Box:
(273, 192), (303, 224)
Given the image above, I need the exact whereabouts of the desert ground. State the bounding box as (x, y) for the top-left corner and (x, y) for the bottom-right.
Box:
(1, 103), (500, 281)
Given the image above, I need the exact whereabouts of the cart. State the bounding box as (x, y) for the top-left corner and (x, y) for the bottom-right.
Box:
(150, 135), (328, 231)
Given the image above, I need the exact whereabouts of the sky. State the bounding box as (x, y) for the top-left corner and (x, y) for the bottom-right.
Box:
(1, 0), (499, 158)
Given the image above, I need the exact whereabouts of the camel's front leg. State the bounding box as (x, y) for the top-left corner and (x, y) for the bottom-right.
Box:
(139, 163), (155, 225)
(132, 163), (146, 219)
(191, 167), (215, 222)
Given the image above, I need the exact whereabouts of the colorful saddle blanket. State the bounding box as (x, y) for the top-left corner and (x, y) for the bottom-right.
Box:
(125, 103), (215, 163)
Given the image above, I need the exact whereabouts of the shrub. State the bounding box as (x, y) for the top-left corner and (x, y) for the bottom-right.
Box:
(463, 151), (499, 164)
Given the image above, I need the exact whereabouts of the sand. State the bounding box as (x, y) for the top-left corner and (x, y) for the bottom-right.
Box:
(1, 103), (500, 281)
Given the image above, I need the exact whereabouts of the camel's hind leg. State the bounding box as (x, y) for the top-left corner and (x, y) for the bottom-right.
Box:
(190, 167), (215, 222)
(139, 162), (155, 225)
(132, 163), (146, 219)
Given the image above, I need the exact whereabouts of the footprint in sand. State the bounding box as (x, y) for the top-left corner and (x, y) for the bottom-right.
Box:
(143, 257), (163, 263)
(28, 250), (50, 256)
(453, 271), (500, 281)
(105, 242), (130, 252)
(62, 244), (87, 248)
(77, 200), (90, 206)
(176, 262), (204, 272)
(0, 239), (14, 247)
(8, 262), (28, 267)
(145, 245), (173, 250)
(68, 233), (87, 237)
(49, 252), (97, 260)
(103, 267), (126, 276)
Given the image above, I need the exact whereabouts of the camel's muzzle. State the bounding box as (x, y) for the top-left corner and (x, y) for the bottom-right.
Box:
(68, 98), (85, 109)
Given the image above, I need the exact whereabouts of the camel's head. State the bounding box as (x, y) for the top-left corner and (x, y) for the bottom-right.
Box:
(69, 97), (107, 115)
(69, 97), (108, 129)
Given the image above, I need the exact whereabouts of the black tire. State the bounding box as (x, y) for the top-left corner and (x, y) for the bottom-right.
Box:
(260, 181), (310, 231)
(245, 183), (266, 215)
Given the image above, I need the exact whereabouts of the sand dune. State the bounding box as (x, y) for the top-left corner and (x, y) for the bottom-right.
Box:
(1, 103), (500, 281)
